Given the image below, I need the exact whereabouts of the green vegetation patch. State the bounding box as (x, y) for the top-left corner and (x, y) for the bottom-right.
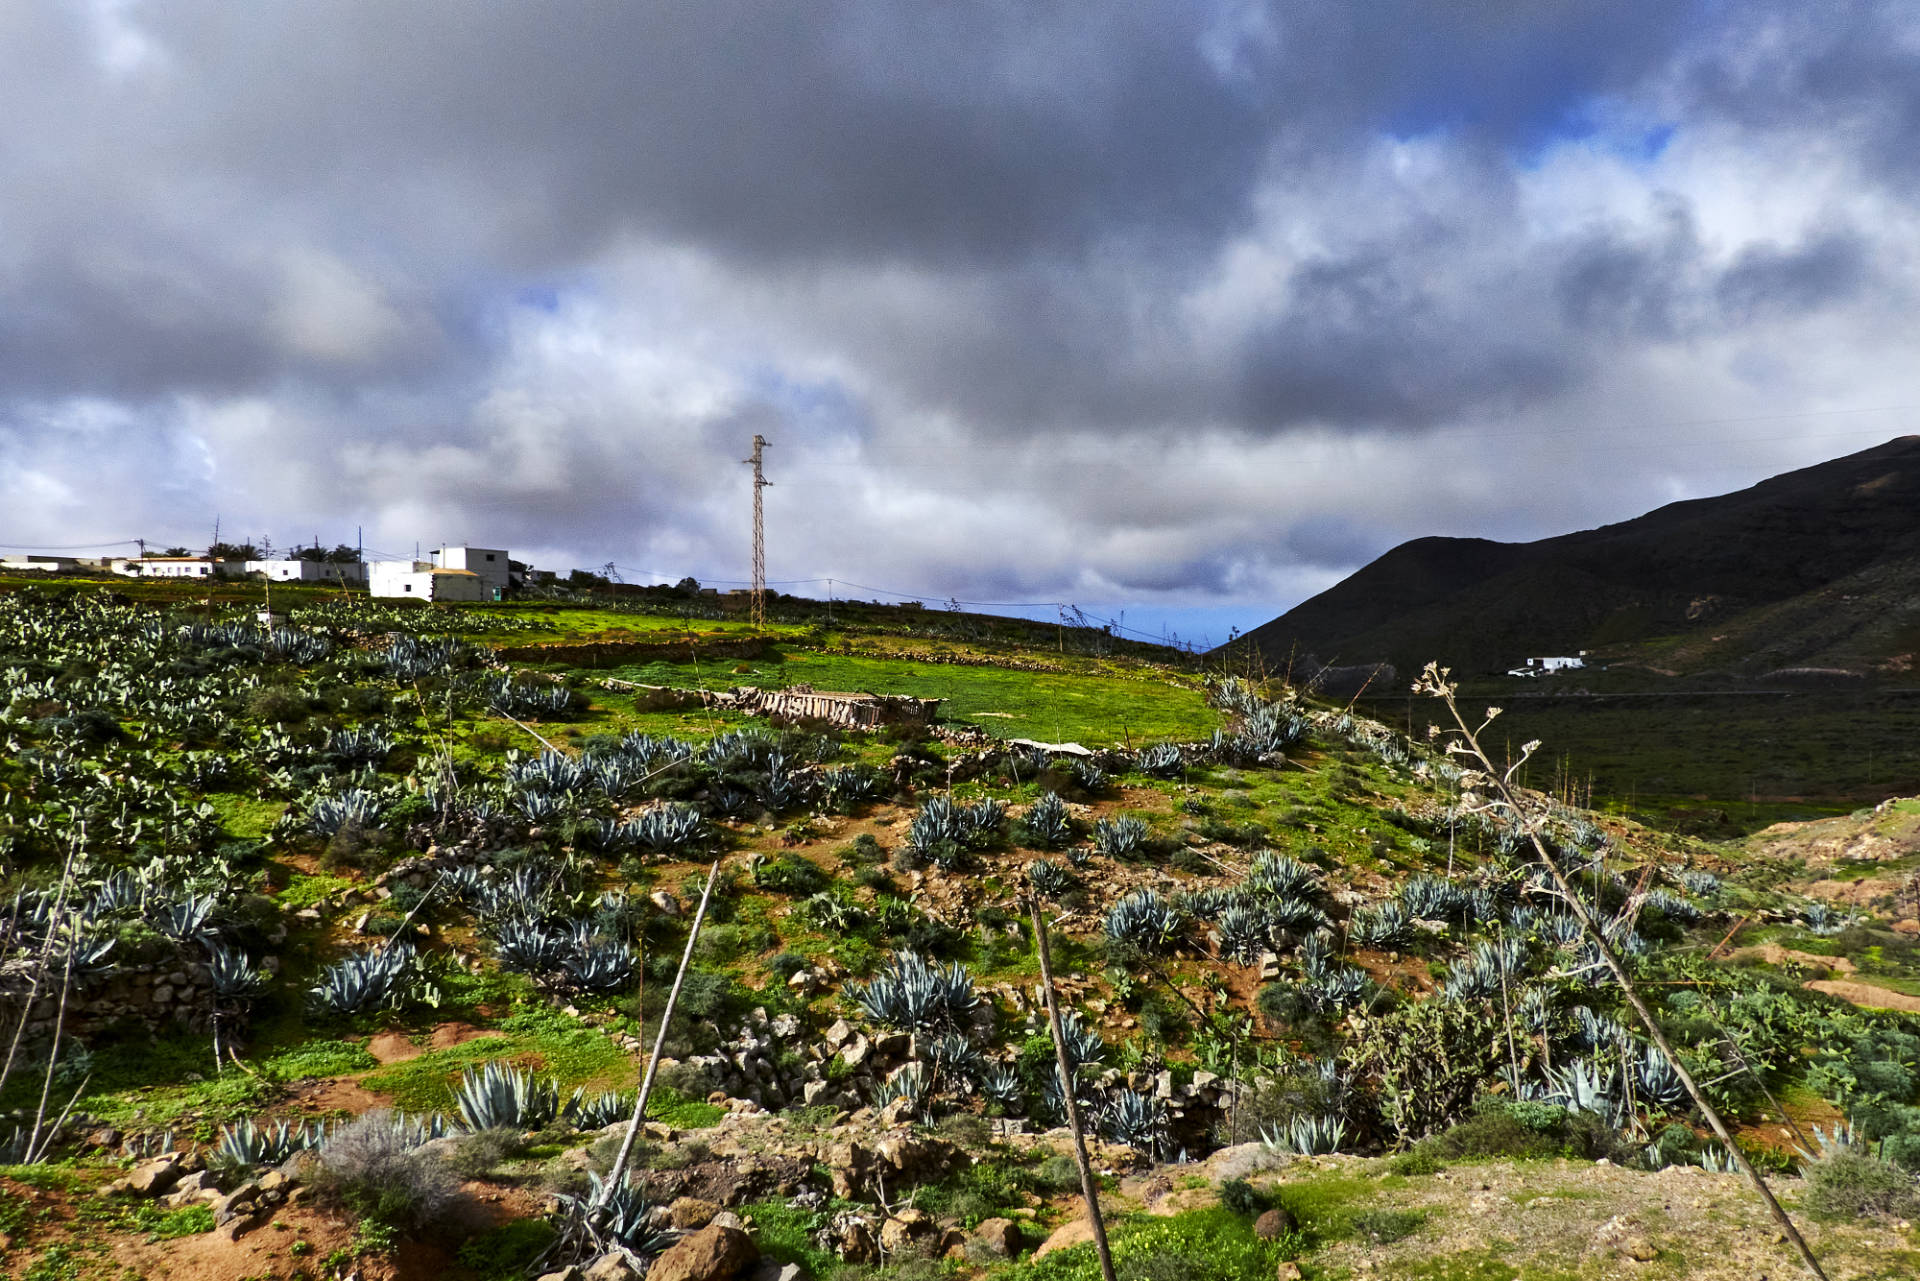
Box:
(607, 649), (1215, 745)
(360, 1006), (626, 1112)
(260, 1038), (380, 1080)
(1008, 1207), (1302, 1281)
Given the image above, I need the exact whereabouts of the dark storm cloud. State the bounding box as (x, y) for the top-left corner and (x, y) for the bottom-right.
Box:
(3, 0), (1920, 632)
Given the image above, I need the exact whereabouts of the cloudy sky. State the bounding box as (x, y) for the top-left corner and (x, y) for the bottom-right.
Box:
(4, 2), (1919, 646)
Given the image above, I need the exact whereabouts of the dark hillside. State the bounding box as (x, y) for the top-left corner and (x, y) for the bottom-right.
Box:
(1240, 435), (1920, 675)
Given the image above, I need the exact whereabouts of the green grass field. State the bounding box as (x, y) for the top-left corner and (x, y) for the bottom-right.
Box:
(600, 647), (1217, 745)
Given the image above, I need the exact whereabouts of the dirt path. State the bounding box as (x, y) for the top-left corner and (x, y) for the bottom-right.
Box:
(1804, 978), (1920, 1014)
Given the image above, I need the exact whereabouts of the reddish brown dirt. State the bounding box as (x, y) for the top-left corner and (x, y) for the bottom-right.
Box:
(288, 1075), (389, 1117)
(427, 1021), (497, 1051)
(105, 1184), (538, 1281)
(366, 1031), (421, 1064)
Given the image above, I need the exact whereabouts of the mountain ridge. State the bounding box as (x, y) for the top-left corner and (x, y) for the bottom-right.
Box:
(1240, 435), (1920, 677)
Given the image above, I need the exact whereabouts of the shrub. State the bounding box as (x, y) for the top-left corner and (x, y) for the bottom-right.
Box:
(752, 853), (830, 896)
(307, 1111), (459, 1228)
(1803, 1151), (1920, 1220)
(447, 1127), (528, 1180)
(1350, 1208), (1424, 1245)
(247, 685), (310, 723)
(1218, 1177), (1260, 1216)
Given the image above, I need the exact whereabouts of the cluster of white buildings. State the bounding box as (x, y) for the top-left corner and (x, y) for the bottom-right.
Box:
(2, 544), (514, 603)
(1506, 652), (1588, 678)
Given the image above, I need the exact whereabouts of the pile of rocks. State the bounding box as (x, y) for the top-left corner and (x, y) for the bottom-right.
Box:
(106, 1150), (304, 1240)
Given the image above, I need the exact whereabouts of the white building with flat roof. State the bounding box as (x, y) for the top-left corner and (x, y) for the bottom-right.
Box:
(431, 546), (509, 597)
(1, 555), (82, 573)
(369, 561), (487, 602)
(110, 557), (215, 578)
(246, 559), (367, 584)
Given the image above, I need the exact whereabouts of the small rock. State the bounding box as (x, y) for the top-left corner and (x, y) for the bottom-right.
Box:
(536, 1270), (585, 1281)
(824, 1019), (855, 1047)
(1277, 1264), (1304, 1281)
(584, 1254), (640, 1281)
(710, 1211), (746, 1231)
(1622, 1237), (1658, 1262)
(650, 890), (682, 916)
(668, 1196), (721, 1229)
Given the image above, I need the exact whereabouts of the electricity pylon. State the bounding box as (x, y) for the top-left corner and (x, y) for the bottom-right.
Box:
(743, 434), (771, 628)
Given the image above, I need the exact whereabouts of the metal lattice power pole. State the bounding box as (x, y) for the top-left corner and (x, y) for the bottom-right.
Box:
(743, 434), (771, 628)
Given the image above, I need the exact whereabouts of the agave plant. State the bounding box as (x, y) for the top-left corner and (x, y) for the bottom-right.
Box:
(558, 935), (636, 994)
(326, 725), (393, 768)
(1026, 859), (1075, 899)
(1105, 889), (1187, 957)
(309, 943), (418, 1016)
(1215, 903), (1274, 964)
(207, 942), (266, 1001)
(1069, 758), (1109, 795)
(872, 1063), (933, 1118)
(979, 1063), (1023, 1111)
(154, 893), (219, 944)
(1261, 1113), (1347, 1156)
(1631, 1042), (1688, 1111)
(572, 1091), (636, 1130)
(455, 1061), (571, 1132)
(1022, 792), (1074, 849)
(1092, 815), (1148, 860)
(1302, 964), (1370, 1012)
(628, 804), (707, 855)
(819, 765), (881, 813)
(1444, 937), (1529, 1001)
(1678, 870), (1720, 897)
(484, 678), (577, 719)
(925, 1032), (985, 1088)
(1544, 1058), (1627, 1126)
(1346, 901), (1413, 950)
(1100, 1090), (1169, 1155)
(1399, 875), (1469, 923)
(1135, 743), (1184, 779)
(495, 919), (567, 975)
(851, 951), (980, 1034)
(213, 1117), (327, 1172)
(545, 1171), (675, 1270)
(309, 788), (384, 837)
(1246, 850), (1319, 901)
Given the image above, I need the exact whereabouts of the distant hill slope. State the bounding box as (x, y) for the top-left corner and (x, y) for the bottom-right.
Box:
(1240, 435), (1920, 678)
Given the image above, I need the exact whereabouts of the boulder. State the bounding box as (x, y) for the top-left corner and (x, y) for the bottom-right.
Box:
(1253, 1208), (1296, 1240)
(1034, 1217), (1096, 1260)
(125, 1156), (182, 1196)
(878, 1208), (931, 1253)
(648, 1225), (759, 1281)
(535, 1270), (584, 1281)
(970, 1217), (1024, 1258)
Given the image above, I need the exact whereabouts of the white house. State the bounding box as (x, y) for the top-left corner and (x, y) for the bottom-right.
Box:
(430, 545), (510, 597)
(1, 555), (82, 573)
(245, 559), (367, 584)
(1507, 652), (1588, 678)
(110, 557), (215, 578)
(369, 560), (487, 602)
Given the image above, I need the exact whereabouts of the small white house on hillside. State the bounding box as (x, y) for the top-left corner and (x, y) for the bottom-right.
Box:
(369, 561), (487, 602)
(431, 546), (509, 597)
(110, 557), (215, 578)
(245, 559), (367, 584)
(1507, 652), (1588, 678)
(1, 555), (82, 573)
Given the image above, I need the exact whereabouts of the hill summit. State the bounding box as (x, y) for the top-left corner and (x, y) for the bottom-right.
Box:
(1240, 435), (1920, 679)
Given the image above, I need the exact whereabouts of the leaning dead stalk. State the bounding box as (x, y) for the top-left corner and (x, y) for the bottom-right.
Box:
(1415, 663), (1829, 1281)
(602, 859), (720, 1201)
(1028, 897), (1117, 1281)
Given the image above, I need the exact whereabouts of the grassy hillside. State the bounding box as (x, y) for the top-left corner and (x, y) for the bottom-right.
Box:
(2, 578), (1919, 1280)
